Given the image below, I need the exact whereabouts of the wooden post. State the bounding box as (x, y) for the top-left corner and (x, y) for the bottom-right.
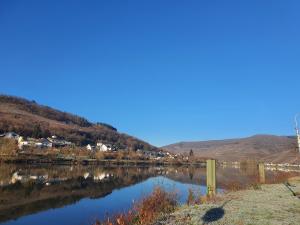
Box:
(297, 135), (300, 153)
(295, 114), (300, 153)
(258, 163), (265, 183)
(206, 159), (216, 196)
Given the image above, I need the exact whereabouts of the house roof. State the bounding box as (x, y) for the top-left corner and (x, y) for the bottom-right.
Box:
(5, 132), (19, 136)
(39, 138), (51, 143)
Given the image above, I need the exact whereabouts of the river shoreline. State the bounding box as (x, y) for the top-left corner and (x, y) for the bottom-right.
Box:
(2, 155), (300, 174)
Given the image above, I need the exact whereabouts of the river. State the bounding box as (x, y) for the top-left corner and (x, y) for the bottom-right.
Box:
(0, 163), (299, 225)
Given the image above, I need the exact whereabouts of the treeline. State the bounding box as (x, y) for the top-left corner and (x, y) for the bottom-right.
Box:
(95, 122), (117, 131)
(0, 121), (51, 139)
(0, 95), (92, 127)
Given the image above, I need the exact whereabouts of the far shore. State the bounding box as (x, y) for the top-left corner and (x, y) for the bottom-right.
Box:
(1, 153), (300, 174)
(0, 153), (207, 166)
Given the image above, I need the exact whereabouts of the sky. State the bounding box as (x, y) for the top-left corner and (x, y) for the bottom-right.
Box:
(0, 0), (300, 146)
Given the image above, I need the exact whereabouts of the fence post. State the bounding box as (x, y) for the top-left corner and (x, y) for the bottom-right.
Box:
(258, 163), (265, 183)
(206, 159), (216, 196)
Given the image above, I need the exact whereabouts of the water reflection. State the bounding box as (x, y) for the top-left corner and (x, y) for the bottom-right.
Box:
(0, 163), (299, 225)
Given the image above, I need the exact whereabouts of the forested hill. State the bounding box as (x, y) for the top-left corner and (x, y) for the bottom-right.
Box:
(0, 95), (156, 150)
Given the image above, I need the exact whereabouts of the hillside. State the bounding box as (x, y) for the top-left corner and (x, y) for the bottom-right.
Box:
(163, 135), (300, 163)
(0, 95), (156, 151)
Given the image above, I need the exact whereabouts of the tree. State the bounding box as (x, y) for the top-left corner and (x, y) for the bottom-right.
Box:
(189, 149), (194, 157)
(32, 124), (42, 138)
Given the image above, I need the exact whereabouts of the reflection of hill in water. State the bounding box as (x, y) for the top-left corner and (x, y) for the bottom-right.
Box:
(163, 166), (300, 189)
(164, 167), (255, 188)
(0, 165), (160, 223)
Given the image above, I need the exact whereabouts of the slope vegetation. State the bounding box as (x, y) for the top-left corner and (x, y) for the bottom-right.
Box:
(0, 95), (155, 151)
(163, 135), (300, 163)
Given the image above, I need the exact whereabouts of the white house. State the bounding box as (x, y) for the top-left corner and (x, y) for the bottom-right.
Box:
(4, 132), (20, 140)
(18, 141), (30, 149)
(37, 138), (52, 148)
(17, 136), (30, 149)
(11, 172), (23, 184)
(86, 144), (95, 151)
(96, 142), (111, 152)
(18, 136), (23, 143)
(83, 172), (90, 179)
(48, 137), (73, 147)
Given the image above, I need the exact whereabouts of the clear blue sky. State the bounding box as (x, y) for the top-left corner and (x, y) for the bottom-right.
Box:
(0, 0), (300, 146)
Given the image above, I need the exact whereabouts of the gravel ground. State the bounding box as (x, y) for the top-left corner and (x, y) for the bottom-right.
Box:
(155, 179), (300, 225)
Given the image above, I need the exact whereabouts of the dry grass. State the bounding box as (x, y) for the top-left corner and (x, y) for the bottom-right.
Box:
(0, 138), (18, 156)
(159, 183), (300, 225)
(94, 186), (178, 225)
(186, 188), (224, 206)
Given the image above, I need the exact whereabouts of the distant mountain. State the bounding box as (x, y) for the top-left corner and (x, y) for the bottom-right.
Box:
(163, 135), (300, 163)
(0, 95), (156, 151)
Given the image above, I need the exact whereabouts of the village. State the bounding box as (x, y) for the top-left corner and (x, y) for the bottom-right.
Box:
(0, 131), (74, 149)
(0, 131), (177, 161)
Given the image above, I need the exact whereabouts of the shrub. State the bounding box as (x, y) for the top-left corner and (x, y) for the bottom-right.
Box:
(95, 186), (178, 225)
(134, 187), (178, 224)
(187, 188), (195, 205)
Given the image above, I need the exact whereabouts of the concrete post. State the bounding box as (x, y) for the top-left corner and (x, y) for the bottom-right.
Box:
(206, 159), (216, 196)
(258, 163), (265, 184)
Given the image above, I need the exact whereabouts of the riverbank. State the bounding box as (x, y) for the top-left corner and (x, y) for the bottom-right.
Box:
(0, 153), (206, 166)
(155, 177), (300, 225)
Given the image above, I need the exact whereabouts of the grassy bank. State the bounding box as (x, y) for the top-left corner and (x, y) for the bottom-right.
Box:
(155, 178), (300, 225)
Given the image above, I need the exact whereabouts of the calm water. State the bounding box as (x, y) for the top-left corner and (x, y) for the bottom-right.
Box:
(0, 164), (299, 225)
